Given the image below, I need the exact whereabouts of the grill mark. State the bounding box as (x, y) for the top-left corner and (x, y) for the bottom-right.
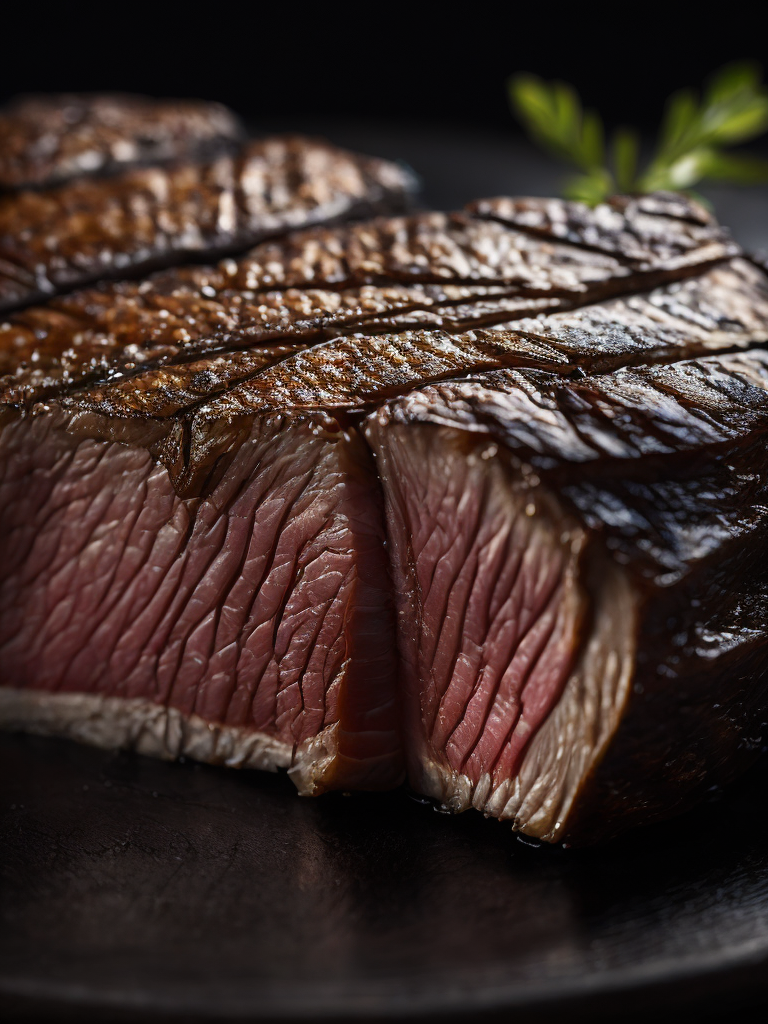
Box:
(180, 324), (768, 424)
(0, 143), (416, 316)
(469, 212), (648, 268)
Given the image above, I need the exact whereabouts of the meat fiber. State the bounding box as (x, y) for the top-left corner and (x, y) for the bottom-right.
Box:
(0, 406), (401, 793)
(365, 352), (768, 840)
(2, 182), (768, 842)
(0, 93), (242, 190)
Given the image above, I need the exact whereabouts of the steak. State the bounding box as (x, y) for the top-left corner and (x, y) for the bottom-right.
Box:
(1, 178), (768, 843)
(0, 135), (417, 312)
(0, 93), (243, 190)
(366, 352), (768, 841)
(0, 201), (756, 409)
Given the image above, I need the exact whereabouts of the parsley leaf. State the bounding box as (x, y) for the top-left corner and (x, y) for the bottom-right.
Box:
(508, 62), (768, 205)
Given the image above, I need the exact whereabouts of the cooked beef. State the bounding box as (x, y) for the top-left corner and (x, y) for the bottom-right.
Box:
(0, 405), (401, 793)
(1, 187), (767, 841)
(0, 203), (754, 409)
(0, 137), (417, 312)
(366, 351), (768, 842)
(0, 94), (243, 190)
(468, 192), (727, 267)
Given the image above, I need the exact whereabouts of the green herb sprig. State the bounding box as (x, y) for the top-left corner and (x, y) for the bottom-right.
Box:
(509, 62), (768, 204)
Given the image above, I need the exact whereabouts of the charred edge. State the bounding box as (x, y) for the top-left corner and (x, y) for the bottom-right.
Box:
(469, 211), (644, 268)
(466, 206), (729, 264)
(334, 338), (768, 448)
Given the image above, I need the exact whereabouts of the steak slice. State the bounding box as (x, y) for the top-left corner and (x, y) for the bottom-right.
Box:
(1, 192), (768, 840)
(0, 137), (417, 312)
(0, 206), (751, 409)
(468, 192), (727, 268)
(0, 404), (401, 793)
(0, 93), (243, 190)
(365, 350), (768, 842)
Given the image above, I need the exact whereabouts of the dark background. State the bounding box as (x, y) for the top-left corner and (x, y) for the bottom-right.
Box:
(1, 7), (766, 135)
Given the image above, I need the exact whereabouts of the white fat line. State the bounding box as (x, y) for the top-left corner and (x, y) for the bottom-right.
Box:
(0, 689), (293, 773)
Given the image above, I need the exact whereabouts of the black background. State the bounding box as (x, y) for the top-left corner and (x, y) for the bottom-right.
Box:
(1, 6), (766, 135)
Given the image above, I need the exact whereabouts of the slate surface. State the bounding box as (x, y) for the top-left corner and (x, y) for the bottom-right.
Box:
(2, 734), (768, 1022)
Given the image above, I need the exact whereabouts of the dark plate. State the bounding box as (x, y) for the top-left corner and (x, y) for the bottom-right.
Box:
(2, 127), (768, 1023)
(2, 735), (768, 1023)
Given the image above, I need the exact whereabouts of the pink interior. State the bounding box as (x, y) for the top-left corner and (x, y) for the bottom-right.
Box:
(0, 412), (400, 785)
(372, 424), (583, 789)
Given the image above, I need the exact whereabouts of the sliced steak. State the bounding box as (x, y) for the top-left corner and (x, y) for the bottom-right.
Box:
(0, 404), (401, 793)
(365, 350), (768, 842)
(0, 137), (417, 312)
(1, 191), (768, 841)
(0, 208), (753, 409)
(0, 93), (243, 190)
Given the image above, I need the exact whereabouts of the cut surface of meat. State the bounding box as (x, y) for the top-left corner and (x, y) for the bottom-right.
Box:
(0, 408), (401, 792)
(0, 93), (243, 190)
(0, 137), (417, 312)
(363, 421), (588, 804)
(365, 350), (768, 841)
(1, 182), (768, 843)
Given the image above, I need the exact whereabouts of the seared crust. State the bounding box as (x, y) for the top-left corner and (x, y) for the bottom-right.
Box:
(2, 186), (768, 841)
(0, 93), (243, 189)
(0, 137), (417, 313)
(0, 208), (758, 415)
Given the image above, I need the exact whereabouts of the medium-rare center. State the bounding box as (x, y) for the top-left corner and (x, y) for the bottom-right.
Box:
(1, 96), (767, 843)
